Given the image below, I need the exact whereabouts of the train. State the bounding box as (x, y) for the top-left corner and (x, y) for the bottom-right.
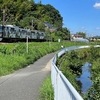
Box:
(0, 24), (46, 42)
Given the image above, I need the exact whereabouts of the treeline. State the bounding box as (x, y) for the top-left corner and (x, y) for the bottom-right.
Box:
(0, 0), (70, 41)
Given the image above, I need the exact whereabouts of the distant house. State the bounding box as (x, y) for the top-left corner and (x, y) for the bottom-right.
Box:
(71, 34), (84, 40)
(90, 36), (100, 41)
(43, 22), (53, 30)
(71, 34), (89, 42)
(43, 22), (57, 32)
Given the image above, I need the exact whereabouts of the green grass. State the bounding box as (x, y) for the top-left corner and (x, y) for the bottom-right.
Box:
(38, 76), (54, 100)
(0, 41), (90, 76)
(0, 41), (93, 100)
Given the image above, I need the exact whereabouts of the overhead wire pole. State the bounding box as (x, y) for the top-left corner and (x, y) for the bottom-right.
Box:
(32, 19), (33, 30)
(26, 34), (28, 53)
(26, 19), (34, 53)
(2, 9), (5, 26)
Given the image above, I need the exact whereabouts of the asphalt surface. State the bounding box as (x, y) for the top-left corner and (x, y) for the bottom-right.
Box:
(0, 53), (55, 100)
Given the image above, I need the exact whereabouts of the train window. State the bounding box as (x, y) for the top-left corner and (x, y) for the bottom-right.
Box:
(19, 29), (20, 34)
(22, 30), (25, 34)
(41, 33), (44, 36)
(0, 26), (2, 33)
(7, 27), (9, 31)
(22, 30), (24, 34)
(31, 31), (35, 35)
(28, 32), (30, 35)
(25, 30), (26, 34)
(20, 29), (22, 34)
(33, 32), (35, 35)
(4, 27), (9, 34)
(37, 32), (39, 35)
(10, 28), (15, 34)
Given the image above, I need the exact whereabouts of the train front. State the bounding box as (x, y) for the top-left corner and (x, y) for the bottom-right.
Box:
(0, 25), (3, 41)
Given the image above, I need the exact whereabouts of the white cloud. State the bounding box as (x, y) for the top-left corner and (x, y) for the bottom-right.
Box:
(81, 27), (87, 31)
(96, 27), (100, 30)
(93, 2), (100, 9)
(81, 26), (85, 29)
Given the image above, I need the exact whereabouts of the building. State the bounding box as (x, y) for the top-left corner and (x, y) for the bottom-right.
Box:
(71, 34), (89, 42)
(43, 22), (57, 32)
(71, 34), (84, 40)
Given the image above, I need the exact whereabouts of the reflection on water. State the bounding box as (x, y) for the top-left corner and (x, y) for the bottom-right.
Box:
(76, 62), (92, 94)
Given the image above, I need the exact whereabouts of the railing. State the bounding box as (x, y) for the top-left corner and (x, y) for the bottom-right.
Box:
(51, 45), (100, 100)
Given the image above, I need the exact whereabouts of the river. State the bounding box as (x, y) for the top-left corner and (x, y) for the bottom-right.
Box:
(76, 62), (93, 95)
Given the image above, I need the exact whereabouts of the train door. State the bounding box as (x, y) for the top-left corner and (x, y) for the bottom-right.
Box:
(27, 30), (31, 39)
(31, 31), (36, 40)
(9, 27), (15, 38)
(17, 29), (21, 38)
(14, 26), (20, 39)
(21, 29), (27, 38)
(40, 32), (44, 39)
(37, 31), (40, 40)
(4, 26), (9, 37)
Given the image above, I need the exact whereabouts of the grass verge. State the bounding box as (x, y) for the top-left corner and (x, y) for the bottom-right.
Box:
(38, 75), (54, 100)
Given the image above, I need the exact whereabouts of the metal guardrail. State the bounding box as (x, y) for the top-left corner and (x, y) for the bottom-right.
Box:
(51, 45), (100, 100)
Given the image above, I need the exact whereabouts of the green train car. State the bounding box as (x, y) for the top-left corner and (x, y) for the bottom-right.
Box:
(0, 25), (46, 42)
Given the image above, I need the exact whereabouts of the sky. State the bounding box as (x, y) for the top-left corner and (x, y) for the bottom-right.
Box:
(35, 0), (100, 37)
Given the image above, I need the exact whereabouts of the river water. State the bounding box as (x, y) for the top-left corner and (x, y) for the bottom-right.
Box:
(76, 62), (93, 95)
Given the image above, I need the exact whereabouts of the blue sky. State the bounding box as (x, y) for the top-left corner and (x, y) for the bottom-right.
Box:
(35, 0), (100, 37)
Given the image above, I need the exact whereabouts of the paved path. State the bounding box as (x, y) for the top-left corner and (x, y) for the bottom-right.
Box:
(0, 53), (55, 100)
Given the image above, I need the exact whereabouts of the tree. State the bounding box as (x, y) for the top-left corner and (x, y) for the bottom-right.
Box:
(0, 0), (66, 42)
(61, 27), (70, 40)
(37, 21), (45, 31)
(76, 32), (86, 38)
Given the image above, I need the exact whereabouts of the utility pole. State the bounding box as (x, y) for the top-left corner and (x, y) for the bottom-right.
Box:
(2, 9), (5, 26)
(26, 35), (28, 53)
(32, 19), (33, 30)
